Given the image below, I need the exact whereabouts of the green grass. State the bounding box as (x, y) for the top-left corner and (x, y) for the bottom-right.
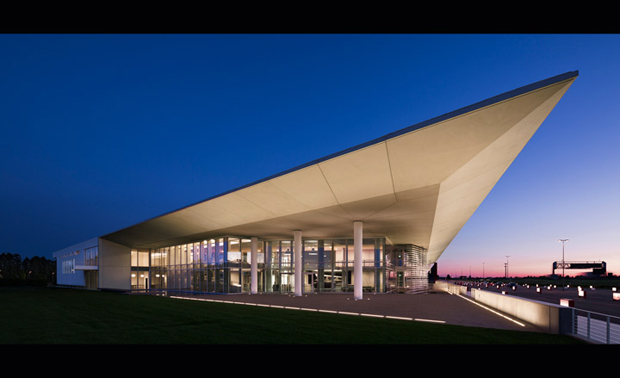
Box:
(0, 287), (585, 344)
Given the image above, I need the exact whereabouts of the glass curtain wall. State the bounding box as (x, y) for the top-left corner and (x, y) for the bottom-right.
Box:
(264, 240), (294, 293)
(148, 236), (387, 295)
(131, 249), (150, 290)
(225, 238), (264, 293)
(383, 244), (429, 293)
(308, 238), (384, 293)
(150, 246), (168, 290)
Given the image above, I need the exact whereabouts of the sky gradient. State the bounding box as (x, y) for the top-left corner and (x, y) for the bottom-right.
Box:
(1, 34), (619, 278)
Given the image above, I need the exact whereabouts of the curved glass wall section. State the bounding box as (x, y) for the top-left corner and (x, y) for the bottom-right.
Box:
(384, 244), (430, 293)
(146, 236), (430, 295)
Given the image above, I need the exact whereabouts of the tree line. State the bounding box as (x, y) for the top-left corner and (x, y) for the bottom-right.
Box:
(0, 252), (56, 286)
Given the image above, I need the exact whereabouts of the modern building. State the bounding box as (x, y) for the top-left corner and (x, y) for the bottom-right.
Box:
(53, 71), (578, 299)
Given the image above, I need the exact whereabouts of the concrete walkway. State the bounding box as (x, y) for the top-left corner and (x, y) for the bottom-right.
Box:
(172, 291), (542, 333)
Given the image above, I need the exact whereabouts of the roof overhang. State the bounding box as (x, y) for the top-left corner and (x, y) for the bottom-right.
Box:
(101, 71), (578, 265)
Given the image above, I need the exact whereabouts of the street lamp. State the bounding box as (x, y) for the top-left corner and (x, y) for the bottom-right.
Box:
(505, 256), (510, 278)
(559, 239), (568, 290)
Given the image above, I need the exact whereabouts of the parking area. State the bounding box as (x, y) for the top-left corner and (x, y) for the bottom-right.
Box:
(475, 283), (620, 318)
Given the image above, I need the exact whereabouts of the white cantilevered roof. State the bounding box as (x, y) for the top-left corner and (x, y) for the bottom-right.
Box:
(101, 71), (578, 265)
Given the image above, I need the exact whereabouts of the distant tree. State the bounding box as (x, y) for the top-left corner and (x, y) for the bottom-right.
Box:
(23, 256), (55, 281)
(0, 253), (23, 279)
(0, 253), (56, 285)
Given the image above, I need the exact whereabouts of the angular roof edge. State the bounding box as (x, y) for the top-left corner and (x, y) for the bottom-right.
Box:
(103, 70), (579, 236)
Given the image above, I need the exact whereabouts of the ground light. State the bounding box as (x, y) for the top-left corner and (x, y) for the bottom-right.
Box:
(454, 293), (526, 328)
(170, 295), (447, 324)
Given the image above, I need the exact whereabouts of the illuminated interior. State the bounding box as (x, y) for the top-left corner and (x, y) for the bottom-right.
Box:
(144, 236), (426, 294)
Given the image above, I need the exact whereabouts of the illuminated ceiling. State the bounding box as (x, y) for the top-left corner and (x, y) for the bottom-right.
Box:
(101, 71), (578, 265)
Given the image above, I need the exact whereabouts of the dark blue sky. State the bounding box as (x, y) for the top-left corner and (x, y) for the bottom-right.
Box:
(2, 34), (619, 277)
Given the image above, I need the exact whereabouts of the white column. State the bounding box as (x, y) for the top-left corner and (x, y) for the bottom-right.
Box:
(354, 221), (363, 300)
(294, 230), (302, 296)
(251, 237), (258, 294)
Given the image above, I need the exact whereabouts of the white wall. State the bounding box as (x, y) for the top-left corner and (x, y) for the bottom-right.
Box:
(433, 281), (468, 295)
(52, 237), (98, 287)
(471, 288), (573, 334)
(98, 238), (131, 290)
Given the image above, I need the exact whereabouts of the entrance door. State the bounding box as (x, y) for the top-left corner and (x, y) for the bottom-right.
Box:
(397, 271), (405, 293)
(280, 272), (294, 293)
(85, 271), (98, 290)
(305, 272), (316, 293)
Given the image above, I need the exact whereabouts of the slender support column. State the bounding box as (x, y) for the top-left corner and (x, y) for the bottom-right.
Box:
(354, 221), (363, 300)
(251, 237), (258, 294)
(317, 240), (325, 292)
(294, 230), (302, 296)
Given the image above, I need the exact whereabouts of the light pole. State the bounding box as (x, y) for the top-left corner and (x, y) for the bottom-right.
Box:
(505, 256), (510, 279)
(559, 239), (569, 290)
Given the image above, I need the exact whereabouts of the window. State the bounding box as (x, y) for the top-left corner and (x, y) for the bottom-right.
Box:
(62, 259), (75, 274)
(84, 246), (98, 266)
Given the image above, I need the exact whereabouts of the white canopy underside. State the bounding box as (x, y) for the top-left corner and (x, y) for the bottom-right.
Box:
(102, 73), (577, 265)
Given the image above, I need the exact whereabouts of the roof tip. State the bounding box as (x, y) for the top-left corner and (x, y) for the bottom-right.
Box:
(562, 70), (579, 78)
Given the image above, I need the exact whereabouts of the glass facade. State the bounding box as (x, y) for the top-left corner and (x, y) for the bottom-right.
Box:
(84, 246), (98, 266)
(131, 249), (150, 290)
(384, 244), (430, 294)
(144, 236), (429, 294)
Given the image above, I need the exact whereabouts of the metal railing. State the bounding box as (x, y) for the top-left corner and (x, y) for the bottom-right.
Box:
(572, 308), (620, 344)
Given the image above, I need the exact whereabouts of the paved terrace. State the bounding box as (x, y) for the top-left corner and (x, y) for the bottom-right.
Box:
(168, 291), (541, 333)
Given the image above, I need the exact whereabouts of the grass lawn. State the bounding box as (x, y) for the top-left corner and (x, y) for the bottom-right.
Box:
(0, 286), (585, 344)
